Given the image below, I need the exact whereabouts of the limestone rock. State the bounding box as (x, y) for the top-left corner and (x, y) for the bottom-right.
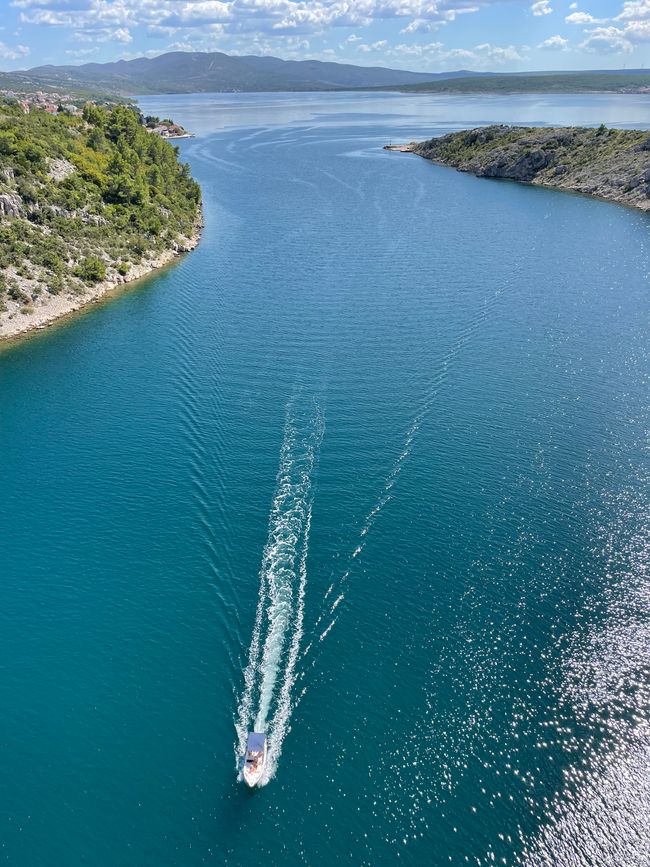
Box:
(47, 158), (76, 182)
(0, 192), (24, 218)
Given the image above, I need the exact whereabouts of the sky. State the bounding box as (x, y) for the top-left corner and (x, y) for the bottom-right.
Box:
(0, 0), (649, 73)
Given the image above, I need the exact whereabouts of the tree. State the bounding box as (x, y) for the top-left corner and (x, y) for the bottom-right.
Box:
(82, 103), (106, 127)
(75, 257), (106, 284)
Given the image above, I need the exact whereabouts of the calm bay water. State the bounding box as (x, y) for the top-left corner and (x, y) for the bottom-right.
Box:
(1, 92), (649, 865)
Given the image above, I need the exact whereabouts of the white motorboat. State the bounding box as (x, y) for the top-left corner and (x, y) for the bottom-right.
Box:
(242, 732), (267, 787)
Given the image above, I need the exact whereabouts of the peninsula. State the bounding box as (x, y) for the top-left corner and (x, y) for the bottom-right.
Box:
(0, 100), (201, 341)
(387, 125), (650, 212)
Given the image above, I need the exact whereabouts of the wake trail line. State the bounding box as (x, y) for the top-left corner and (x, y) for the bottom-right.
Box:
(308, 278), (517, 648)
(235, 393), (324, 785)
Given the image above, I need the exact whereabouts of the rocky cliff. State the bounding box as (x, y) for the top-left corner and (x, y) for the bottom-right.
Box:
(395, 125), (650, 212)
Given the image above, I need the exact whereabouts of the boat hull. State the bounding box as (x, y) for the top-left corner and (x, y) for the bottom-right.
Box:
(243, 764), (264, 787)
(242, 732), (267, 787)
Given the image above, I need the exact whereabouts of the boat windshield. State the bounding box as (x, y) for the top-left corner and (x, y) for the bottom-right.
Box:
(246, 733), (265, 753)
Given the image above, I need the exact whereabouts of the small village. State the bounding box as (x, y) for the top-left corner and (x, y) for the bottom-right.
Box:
(0, 88), (82, 115)
(0, 88), (194, 137)
(143, 116), (195, 139)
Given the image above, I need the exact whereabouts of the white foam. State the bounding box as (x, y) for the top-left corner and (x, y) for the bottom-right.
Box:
(319, 618), (337, 642)
(263, 501), (312, 782)
(235, 396), (324, 782)
(235, 407), (298, 758)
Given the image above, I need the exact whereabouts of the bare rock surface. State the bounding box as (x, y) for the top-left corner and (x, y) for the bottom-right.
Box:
(47, 158), (76, 182)
(0, 192), (24, 218)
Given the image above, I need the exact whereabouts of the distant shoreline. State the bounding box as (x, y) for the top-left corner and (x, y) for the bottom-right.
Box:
(386, 126), (650, 214)
(0, 211), (203, 344)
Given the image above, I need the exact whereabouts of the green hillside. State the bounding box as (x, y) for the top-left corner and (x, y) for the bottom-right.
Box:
(0, 102), (200, 316)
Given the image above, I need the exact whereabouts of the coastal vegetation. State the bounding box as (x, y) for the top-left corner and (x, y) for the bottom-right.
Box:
(396, 125), (650, 211)
(0, 100), (201, 328)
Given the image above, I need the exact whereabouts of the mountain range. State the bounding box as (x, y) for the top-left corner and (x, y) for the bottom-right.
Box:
(1, 51), (648, 97)
(1, 51), (476, 96)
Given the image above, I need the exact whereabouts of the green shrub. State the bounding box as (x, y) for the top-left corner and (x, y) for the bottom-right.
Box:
(47, 274), (64, 295)
(75, 256), (106, 284)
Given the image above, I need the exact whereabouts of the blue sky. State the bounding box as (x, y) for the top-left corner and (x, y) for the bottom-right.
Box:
(0, 0), (649, 72)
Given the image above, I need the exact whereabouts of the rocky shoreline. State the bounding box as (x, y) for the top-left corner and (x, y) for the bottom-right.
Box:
(0, 211), (203, 343)
(386, 125), (650, 213)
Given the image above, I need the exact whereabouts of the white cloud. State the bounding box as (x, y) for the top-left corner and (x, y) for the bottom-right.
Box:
(617, 0), (650, 20)
(565, 10), (600, 23)
(70, 25), (132, 43)
(537, 33), (568, 48)
(625, 17), (650, 37)
(0, 39), (30, 59)
(357, 38), (388, 52)
(573, 0), (650, 53)
(112, 26), (132, 42)
(176, 1), (231, 24)
(19, 0), (650, 67)
(444, 41), (524, 66)
(20, 8), (68, 24)
(400, 18), (443, 33)
(473, 41), (524, 61)
(146, 24), (178, 37)
(390, 40), (445, 55)
(166, 40), (199, 51)
(65, 45), (98, 56)
(531, 0), (553, 16)
(11, 0), (500, 41)
(580, 25), (633, 52)
(357, 37), (525, 66)
(12, 0), (93, 8)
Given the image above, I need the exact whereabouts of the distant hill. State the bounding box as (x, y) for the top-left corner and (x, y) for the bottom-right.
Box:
(375, 71), (650, 94)
(3, 53), (648, 97)
(1, 51), (483, 96)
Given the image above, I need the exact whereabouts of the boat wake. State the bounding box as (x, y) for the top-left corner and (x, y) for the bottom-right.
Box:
(235, 394), (324, 785)
(310, 280), (516, 645)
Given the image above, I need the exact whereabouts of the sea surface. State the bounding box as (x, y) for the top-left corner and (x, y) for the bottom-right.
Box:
(1, 92), (649, 865)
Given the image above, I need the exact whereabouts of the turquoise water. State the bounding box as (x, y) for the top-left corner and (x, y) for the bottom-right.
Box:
(1, 93), (649, 865)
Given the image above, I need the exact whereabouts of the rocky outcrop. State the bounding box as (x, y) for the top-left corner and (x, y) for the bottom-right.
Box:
(393, 125), (650, 212)
(0, 192), (24, 218)
(47, 158), (76, 182)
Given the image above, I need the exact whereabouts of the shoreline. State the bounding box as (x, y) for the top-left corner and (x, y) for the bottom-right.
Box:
(385, 136), (650, 214)
(0, 210), (203, 344)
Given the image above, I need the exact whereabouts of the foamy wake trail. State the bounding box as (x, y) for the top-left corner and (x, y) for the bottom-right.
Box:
(235, 395), (324, 783)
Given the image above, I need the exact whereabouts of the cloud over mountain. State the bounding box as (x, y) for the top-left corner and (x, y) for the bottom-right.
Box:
(0, 0), (648, 71)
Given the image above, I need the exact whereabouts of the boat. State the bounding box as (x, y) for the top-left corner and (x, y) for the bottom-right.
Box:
(242, 732), (267, 787)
